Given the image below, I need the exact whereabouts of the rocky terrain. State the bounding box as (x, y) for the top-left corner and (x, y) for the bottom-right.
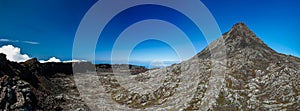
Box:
(0, 23), (299, 111)
(0, 53), (148, 110)
(76, 23), (299, 110)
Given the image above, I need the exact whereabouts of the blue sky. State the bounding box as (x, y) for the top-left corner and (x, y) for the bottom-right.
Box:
(0, 0), (299, 67)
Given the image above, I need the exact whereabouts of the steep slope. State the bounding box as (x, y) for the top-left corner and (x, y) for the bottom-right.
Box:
(213, 23), (300, 110)
(95, 23), (300, 110)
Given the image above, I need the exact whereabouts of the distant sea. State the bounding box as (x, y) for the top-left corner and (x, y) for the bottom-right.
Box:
(95, 60), (180, 69)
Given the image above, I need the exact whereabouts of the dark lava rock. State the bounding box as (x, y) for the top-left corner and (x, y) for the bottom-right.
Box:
(0, 75), (33, 110)
(0, 53), (148, 110)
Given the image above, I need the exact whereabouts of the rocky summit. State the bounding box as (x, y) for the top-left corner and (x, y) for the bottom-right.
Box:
(0, 23), (299, 111)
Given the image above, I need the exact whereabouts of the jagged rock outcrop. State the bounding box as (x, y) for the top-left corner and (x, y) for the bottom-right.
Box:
(0, 75), (33, 110)
(0, 55), (35, 110)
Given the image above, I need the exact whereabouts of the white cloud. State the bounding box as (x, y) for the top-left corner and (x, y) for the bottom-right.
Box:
(0, 38), (39, 45)
(0, 39), (10, 42)
(22, 41), (40, 45)
(0, 44), (86, 63)
(0, 45), (31, 62)
(40, 57), (87, 63)
(40, 57), (61, 63)
(63, 60), (87, 63)
(149, 60), (166, 68)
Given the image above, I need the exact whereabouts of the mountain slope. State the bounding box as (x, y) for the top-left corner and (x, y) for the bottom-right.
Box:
(95, 23), (300, 110)
(210, 23), (300, 110)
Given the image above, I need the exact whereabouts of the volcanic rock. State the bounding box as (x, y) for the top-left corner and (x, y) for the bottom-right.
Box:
(94, 23), (300, 110)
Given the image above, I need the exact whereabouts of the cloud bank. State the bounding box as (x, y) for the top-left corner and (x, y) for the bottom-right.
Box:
(149, 60), (166, 68)
(63, 60), (87, 63)
(40, 57), (61, 63)
(40, 57), (87, 63)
